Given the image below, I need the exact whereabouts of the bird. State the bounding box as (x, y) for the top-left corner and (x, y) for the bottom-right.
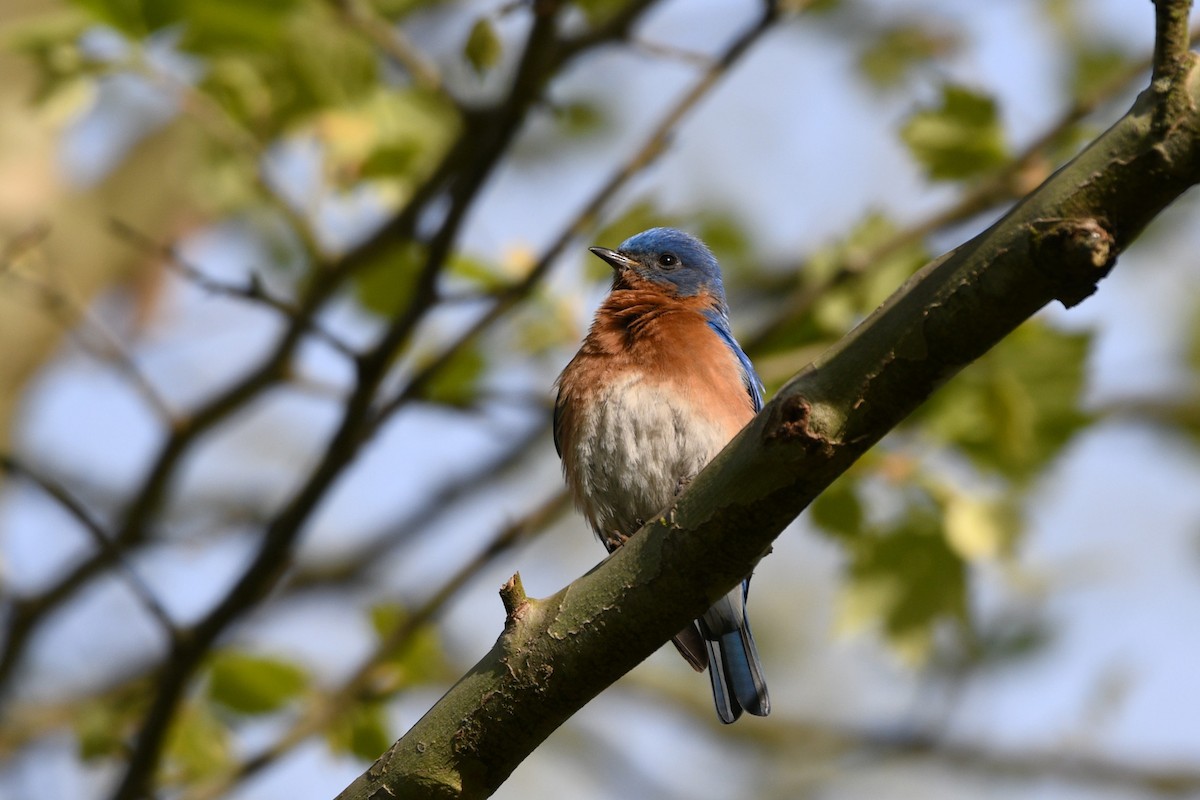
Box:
(553, 226), (770, 723)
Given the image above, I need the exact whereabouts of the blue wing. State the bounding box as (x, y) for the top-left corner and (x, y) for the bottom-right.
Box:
(705, 311), (763, 413)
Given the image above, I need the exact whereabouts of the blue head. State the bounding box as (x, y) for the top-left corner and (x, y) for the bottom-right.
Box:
(590, 227), (727, 306)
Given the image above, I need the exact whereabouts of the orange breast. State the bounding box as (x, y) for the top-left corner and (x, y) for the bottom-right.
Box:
(554, 286), (756, 541)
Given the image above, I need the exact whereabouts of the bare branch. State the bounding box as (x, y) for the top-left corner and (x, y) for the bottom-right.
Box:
(0, 456), (176, 640)
(0, 227), (176, 423)
(108, 218), (361, 360)
(184, 490), (571, 800)
(329, 0), (446, 95)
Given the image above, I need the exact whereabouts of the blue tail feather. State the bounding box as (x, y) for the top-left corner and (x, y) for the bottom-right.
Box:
(700, 586), (769, 724)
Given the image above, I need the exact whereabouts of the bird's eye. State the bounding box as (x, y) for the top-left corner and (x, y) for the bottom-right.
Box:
(658, 253), (679, 269)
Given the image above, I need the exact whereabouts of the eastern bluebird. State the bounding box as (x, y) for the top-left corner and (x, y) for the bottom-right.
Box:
(554, 227), (770, 723)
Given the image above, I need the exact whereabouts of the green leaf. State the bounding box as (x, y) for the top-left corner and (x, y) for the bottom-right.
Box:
(446, 252), (506, 292)
(76, 697), (135, 760)
(326, 701), (392, 761)
(1069, 44), (1132, 102)
(901, 84), (1009, 181)
(368, 603), (451, 688)
(165, 700), (233, 782)
(194, 3), (385, 137)
(943, 493), (1017, 561)
(464, 18), (502, 75)
(552, 100), (605, 137)
(810, 475), (863, 539)
(177, 0), (302, 52)
(353, 241), (426, 317)
(909, 320), (1092, 478)
(68, 0), (150, 36)
(767, 212), (929, 350)
(515, 291), (582, 356)
(838, 512), (968, 663)
(360, 142), (422, 179)
(573, 0), (628, 25)
(417, 345), (487, 408)
(207, 650), (309, 715)
(859, 23), (957, 88)
(695, 213), (752, 273)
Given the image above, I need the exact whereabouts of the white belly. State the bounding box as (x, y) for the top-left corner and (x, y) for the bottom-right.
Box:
(568, 373), (733, 544)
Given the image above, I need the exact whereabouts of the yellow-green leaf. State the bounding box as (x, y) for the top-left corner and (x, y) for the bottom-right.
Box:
(207, 650), (309, 715)
(417, 345), (487, 408)
(908, 320), (1091, 478)
(944, 494), (1015, 561)
(165, 700), (233, 782)
(1069, 44), (1132, 102)
(859, 23), (957, 88)
(573, 0), (627, 25)
(810, 475), (863, 539)
(901, 84), (1009, 181)
(76, 699), (133, 760)
(368, 603), (451, 688)
(326, 701), (392, 762)
(464, 18), (502, 75)
(353, 241), (426, 317)
(836, 513), (967, 663)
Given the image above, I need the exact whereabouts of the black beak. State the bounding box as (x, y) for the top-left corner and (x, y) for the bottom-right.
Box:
(589, 246), (639, 273)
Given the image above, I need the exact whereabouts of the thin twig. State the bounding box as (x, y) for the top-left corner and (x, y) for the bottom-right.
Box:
(0, 230), (177, 424)
(329, 0), (446, 95)
(0, 456), (177, 640)
(109, 219), (361, 360)
(287, 422), (547, 591)
(185, 489), (572, 800)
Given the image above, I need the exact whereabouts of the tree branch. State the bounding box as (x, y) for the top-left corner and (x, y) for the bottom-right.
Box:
(0, 456), (176, 639)
(336, 10), (1200, 799)
(1155, 0), (1194, 84)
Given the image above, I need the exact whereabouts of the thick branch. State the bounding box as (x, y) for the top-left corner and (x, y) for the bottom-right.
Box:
(336, 27), (1200, 800)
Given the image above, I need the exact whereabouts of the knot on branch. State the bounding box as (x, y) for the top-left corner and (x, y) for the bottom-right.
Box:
(1028, 217), (1117, 308)
(764, 394), (836, 457)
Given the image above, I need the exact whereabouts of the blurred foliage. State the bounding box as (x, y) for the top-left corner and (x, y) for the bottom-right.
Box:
(353, 240), (427, 316)
(75, 686), (148, 762)
(908, 321), (1092, 480)
(165, 699), (234, 783)
(368, 603), (454, 692)
(6, 0), (1200, 797)
(464, 17), (502, 76)
(901, 84), (1010, 181)
(326, 701), (393, 761)
(857, 22), (958, 88)
(206, 650), (310, 715)
(416, 344), (487, 408)
(838, 510), (968, 663)
(1069, 44), (1135, 101)
(813, 454), (1018, 660)
(752, 211), (930, 381)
